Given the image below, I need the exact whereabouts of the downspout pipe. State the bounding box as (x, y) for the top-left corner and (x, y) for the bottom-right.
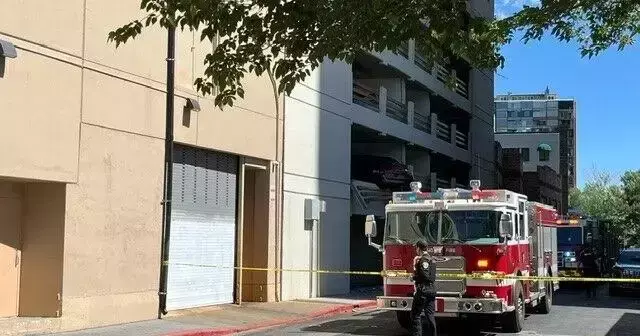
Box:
(158, 25), (176, 318)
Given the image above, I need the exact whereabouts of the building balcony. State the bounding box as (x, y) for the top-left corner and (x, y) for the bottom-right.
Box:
(386, 96), (408, 123)
(431, 62), (469, 99)
(351, 78), (470, 164)
(454, 129), (469, 150)
(365, 41), (472, 113)
(353, 81), (380, 112)
(413, 109), (431, 134)
(413, 52), (469, 99)
(436, 120), (451, 142)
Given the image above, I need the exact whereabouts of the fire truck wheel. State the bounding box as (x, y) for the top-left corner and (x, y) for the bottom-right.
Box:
(502, 281), (524, 333)
(396, 311), (411, 330)
(538, 278), (553, 314)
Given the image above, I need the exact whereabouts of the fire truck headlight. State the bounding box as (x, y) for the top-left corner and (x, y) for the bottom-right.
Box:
(473, 302), (483, 311)
(390, 300), (397, 308)
(477, 259), (489, 268)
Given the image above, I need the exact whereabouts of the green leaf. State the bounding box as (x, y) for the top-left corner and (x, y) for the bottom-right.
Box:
(108, 0), (640, 109)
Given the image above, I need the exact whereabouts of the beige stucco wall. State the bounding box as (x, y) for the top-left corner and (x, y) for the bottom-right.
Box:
(0, 47), (82, 183)
(61, 124), (164, 329)
(0, 0), (283, 331)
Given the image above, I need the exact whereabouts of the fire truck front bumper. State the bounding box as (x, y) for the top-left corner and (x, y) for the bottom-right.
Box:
(376, 296), (512, 317)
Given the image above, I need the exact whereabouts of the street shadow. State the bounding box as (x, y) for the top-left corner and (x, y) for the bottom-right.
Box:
(300, 310), (496, 336)
(554, 287), (640, 310)
(604, 313), (640, 336)
(327, 285), (383, 301)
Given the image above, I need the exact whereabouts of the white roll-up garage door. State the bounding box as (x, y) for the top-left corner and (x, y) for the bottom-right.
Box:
(166, 144), (238, 310)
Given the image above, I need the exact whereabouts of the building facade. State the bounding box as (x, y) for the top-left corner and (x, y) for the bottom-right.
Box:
(501, 148), (524, 193)
(281, 1), (496, 299)
(494, 90), (577, 214)
(522, 166), (563, 210)
(0, 1), (282, 333)
(1, 0), (495, 333)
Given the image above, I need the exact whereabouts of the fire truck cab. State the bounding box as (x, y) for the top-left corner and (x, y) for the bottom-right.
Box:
(364, 180), (559, 332)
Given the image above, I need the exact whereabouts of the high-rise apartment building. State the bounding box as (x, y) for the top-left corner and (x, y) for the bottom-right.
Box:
(494, 89), (577, 214)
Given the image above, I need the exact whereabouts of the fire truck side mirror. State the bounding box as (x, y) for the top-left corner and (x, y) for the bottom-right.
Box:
(364, 215), (377, 238)
(499, 213), (512, 241)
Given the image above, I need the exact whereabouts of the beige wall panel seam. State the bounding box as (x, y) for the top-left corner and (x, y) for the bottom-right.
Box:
(83, 61), (278, 120)
(76, 0), (88, 190)
(0, 31), (81, 64)
(1, 33), (277, 121)
(81, 122), (165, 141)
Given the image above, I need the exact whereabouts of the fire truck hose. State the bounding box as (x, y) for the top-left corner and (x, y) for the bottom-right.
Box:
(161, 261), (640, 282)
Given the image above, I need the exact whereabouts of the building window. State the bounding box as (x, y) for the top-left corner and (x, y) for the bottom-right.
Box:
(521, 148), (530, 161)
(539, 149), (550, 161)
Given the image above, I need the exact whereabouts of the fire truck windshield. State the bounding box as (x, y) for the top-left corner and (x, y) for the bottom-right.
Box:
(385, 210), (502, 245)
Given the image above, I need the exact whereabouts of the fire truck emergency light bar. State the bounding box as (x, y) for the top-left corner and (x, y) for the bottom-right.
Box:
(392, 180), (508, 204)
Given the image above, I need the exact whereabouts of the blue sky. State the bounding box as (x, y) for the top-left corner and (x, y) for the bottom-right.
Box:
(494, 1), (640, 187)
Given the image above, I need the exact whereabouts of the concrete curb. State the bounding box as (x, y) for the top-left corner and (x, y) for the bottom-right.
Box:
(163, 300), (377, 336)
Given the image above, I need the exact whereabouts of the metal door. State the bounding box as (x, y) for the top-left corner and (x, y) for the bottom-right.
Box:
(166, 145), (238, 310)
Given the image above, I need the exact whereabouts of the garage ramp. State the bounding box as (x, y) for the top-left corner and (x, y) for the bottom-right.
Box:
(350, 180), (391, 218)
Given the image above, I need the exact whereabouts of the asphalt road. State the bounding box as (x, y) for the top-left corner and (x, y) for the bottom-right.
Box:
(246, 286), (640, 336)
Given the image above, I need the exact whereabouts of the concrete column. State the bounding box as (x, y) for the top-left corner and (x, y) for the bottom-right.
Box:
(408, 39), (416, 63)
(379, 86), (387, 116)
(451, 123), (457, 145)
(431, 113), (438, 135)
(430, 172), (437, 191)
(451, 177), (457, 188)
(407, 101), (415, 126)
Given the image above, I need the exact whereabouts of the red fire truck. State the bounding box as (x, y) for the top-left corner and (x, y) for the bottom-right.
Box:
(363, 180), (560, 332)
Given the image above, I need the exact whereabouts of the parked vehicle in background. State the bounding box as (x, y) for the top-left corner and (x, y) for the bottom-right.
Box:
(609, 248), (640, 296)
(363, 180), (559, 333)
(351, 155), (413, 189)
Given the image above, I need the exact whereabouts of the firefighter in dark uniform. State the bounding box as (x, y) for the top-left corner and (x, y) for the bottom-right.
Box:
(410, 239), (437, 336)
(579, 235), (599, 298)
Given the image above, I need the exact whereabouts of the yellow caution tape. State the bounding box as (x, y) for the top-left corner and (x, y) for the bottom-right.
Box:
(162, 261), (640, 283)
(163, 261), (383, 276)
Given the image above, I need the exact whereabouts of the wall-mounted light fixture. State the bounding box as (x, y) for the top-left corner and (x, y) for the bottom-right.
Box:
(0, 39), (17, 58)
(0, 39), (17, 78)
(185, 98), (200, 112)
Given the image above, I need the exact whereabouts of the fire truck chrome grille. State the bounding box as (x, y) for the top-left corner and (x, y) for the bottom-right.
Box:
(434, 256), (466, 295)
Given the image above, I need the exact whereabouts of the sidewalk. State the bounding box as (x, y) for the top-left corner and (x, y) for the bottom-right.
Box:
(27, 287), (381, 336)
